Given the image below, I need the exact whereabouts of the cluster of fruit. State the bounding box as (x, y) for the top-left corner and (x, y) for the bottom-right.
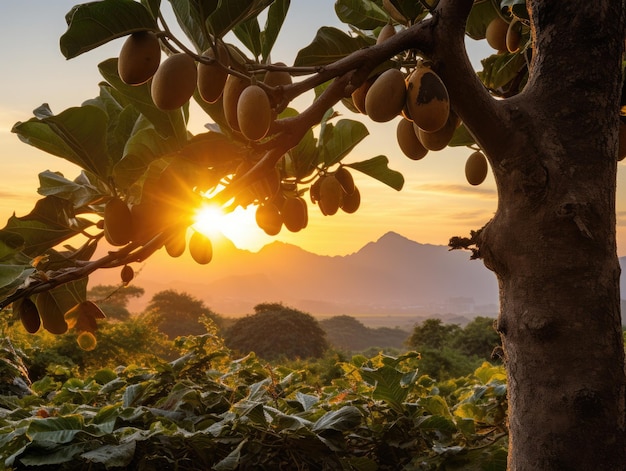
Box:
(352, 24), (490, 186)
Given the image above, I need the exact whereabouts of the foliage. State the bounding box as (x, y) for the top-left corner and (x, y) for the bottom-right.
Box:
(86, 284), (145, 321)
(224, 303), (329, 360)
(141, 289), (224, 340)
(0, 339), (508, 470)
(407, 317), (502, 380)
(320, 314), (409, 352)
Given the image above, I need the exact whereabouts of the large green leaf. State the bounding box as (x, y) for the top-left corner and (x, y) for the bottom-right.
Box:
(38, 170), (104, 209)
(294, 27), (371, 67)
(26, 415), (84, 444)
(346, 155), (404, 191)
(233, 17), (262, 58)
(98, 58), (189, 144)
(12, 104), (111, 179)
(60, 0), (157, 59)
(4, 197), (93, 258)
(208, 0), (274, 38)
(322, 119), (370, 166)
(386, 0), (427, 24)
(335, 0), (388, 30)
(168, 0), (211, 52)
(261, 0), (290, 62)
(360, 363), (412, 413)
(466, 0), (499, 40)
(448, 123), (476, 147)
(312, 405), (362, 432)
(79, 441), (136, 468)
(0, 231), (25, 262)
(478, 52), (527, 90)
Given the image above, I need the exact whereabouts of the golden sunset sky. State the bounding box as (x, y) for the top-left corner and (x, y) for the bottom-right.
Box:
(1, 1), (625, 258)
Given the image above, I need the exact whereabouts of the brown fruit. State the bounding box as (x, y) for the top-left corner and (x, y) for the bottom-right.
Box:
(223, 74), (250, 131)
(351, 75), (377, 114)
(335, 167), (355, 194)
(310, 179), (322, 203)
(406, 66), (450, 132)
(506, 20), (522, 53)
(121, 265), (134, 284)
(151, 53), (197, 110)
(341, 186), (361, 214)
(281, 197), (308, 232)
(198, 42), (230, 104)
(118, 31), (161, 85)
(130, 201), (161, 244)
(486, 17), (509, 52)
(251, 166), (282, 202)
(377, 23), (396, 44)
(396, 118), (428, 160)
(16, 298), (41, 334)
(319, 175), (344, 216)
(365, 68), (407, 122)
(104, 197), (134, 246)
(188, 231), (213, 264)
(77, 331), (98, 351)
(165, 227), (187, 258)
(416, 111), (460, 151)
(36, 292), (68, 335)
(264, 63), (293, 88)
(465, 151), (489, 185)
(237, 85), (272, 141)
(256, 202), (283, 235)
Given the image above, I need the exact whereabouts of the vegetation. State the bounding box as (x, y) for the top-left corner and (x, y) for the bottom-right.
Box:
(224, 303), (329, 360)
(0, 1), (624, 468)
(319, 315), (408, 352)
(0, 329), (508, 470)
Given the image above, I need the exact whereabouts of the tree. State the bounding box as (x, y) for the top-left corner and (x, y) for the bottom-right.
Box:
(87, 284), (145, 321)
(224, 303), (328, 360)
(142, 289), (223, 339)
(451, 316), (501, 360)
(0, 1), (624, 469)
(407, 318), (461, 350)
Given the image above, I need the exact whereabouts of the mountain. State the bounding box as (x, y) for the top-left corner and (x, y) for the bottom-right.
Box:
(91, 231), (500, 320)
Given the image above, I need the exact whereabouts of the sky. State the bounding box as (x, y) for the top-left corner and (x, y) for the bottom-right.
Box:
(1, 1), (625, 258)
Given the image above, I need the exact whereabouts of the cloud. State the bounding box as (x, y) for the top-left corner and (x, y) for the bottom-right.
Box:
(414, 183), (497, 199)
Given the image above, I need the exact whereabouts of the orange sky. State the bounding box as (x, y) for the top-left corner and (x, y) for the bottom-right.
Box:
(1, 1), (626, 259)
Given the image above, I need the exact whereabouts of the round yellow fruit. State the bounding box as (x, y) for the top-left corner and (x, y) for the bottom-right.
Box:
(406, 66), (450, 132)
(319, 175), (344, 216)
(486, 17), (509, 52)
(223, 74), (250, 132)
(465, 151), (489, 186)
(365, 68), (407, 122)
(188, 231), (213, 264)
(416, 111), (460, 151)
(198, 42), (230, 104)
(104, 197), (134, 246)
(281, 197), (308, 232)
(77, 331), (97, 351)
(396, 118), (428, 160)
(256, 202), (283, 235)
(237, 85), (272, 141)
(118, 31), (161, 85)
(377, 23), (396, 44)
(340, 186), (361, 214)
(151, 53), (197, 110)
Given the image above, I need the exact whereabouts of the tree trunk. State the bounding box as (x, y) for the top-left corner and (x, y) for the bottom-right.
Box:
(473, 2), (626, 469)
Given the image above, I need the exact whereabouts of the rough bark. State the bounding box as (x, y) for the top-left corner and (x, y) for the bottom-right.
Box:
(437, 1), (626, 469)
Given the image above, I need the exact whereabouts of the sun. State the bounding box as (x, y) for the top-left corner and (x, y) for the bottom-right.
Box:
(193, 204), (263, 250)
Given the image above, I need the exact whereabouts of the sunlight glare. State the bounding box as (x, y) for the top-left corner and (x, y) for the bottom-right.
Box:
(193, 204), (262, 250)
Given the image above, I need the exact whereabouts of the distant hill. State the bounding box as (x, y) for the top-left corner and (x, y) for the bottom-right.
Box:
(92, 231), (500, 322)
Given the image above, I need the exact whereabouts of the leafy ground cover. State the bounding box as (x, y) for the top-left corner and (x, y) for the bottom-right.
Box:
(0, 329), (507, 470)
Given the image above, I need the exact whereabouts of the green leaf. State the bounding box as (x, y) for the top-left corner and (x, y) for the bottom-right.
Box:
(37, 171), (104, 208)
(60, 0), (158, 59)
(261, 0), (290, 62)
(478, 52), (527, 90)
(386, 0), (428, 24)
(27, 415), (84, 444)
(168, 0), (211, 52)
(360, 363), (412, 413)
(99, 58), (189, 144)
(4, 197), (93, 257)
(448, 123), (476, 147)
(346, 155), (404, 191)
(334, 0), (388, 30)
(233, 17), (262, 58)
(0, 265), (31, 294)
(323, 119), (370, 166)
(0, 231), (25, 261)
(312, 405), (362, 432)
(12, 104), (111, 179)
(80, 441), (136, 468)
(294, 27), (371, 67)
(213, 439), (246, 471)
(466, 0), (499, 40)
(208, 0), (274, 38)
